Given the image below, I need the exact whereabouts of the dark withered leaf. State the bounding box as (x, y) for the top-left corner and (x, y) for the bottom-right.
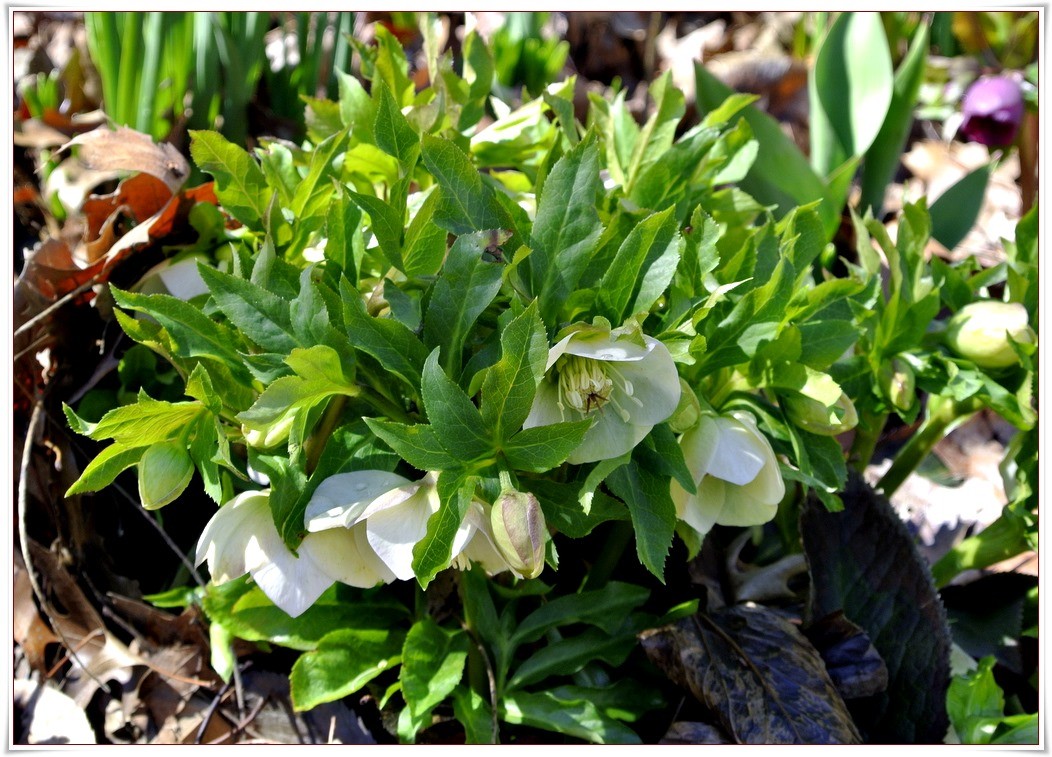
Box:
(804, 611), (889, 699)
(640, 605), (861, 744)
(660, 721), (732, 745)
(801, 471), (951, 743)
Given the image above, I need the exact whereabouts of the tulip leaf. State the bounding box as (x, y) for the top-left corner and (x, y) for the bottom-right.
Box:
(290, 627), (405, 711)
(640, 606), (862, 744)
(810, 12), (894, 176)
(801, 472), (951, 742)
(606, 462), (676, 582)
(929, 163), (992, 252)
(400, 619), (469, 741)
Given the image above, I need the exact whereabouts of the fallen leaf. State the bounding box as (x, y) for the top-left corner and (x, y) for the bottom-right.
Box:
(640, 605), (862, 744)
(803, 611), (889, 700)
(14, 550), (60, 673)
(63, 126), (189, 194)
(659, 721), (732, 744)
(81, 173), (173, 247)
(13, 679), (97, 745)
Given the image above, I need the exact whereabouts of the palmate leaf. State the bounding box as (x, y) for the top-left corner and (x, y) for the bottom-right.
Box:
(800, 472), (951, 742)
(640, 605), (861, 744)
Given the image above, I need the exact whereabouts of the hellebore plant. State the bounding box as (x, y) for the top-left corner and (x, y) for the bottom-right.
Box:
(63, 14), (1038, 746)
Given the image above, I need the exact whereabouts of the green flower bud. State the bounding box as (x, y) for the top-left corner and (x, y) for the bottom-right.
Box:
(490, 489), (547, 579)
(138, 441), (194, 510)
(780, 368), (858, 436)
(668, 379), (702, 434)
(242, 414), (295, 449)
(879, 358), (916, 413)
(945, 301), (1036, 369)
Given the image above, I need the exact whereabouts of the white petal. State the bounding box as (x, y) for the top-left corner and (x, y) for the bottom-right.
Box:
(678, 417), (720, 484)
(523, 378), (574, 429)
(365, 487), (437, 581)
(545, 332), (580, 370)
(300, 525), (396, 588)
(563, 332), (651, 362)
(713, 487), (779, 528)
(195, 490), (270, 583)
(566, 409), (650, 464)
(250, 545), (335, 618)
(458, 503), (513, 575)
(708, 417), (767, 486)
(609, 339), (681, 425)
(676, 476), (725, 537)
(304, 470), (411, 531)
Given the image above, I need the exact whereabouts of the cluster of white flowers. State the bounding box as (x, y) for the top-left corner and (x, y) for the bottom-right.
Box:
(197, 321), (789, 616)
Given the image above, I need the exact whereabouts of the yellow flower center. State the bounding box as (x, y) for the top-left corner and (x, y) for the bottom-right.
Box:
(558, 355), (613, 414)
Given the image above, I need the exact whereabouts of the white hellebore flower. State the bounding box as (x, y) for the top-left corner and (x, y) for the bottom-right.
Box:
(671, 411), (785, 538)
(304, 470), (512, 582)
(196, 489), (364, 618)
(523, 324), (681, 464)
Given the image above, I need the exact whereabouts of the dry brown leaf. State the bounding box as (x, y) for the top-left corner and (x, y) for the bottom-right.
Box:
(81, 173), (173, 244)
(14, 551), (60, 674)
(63, 126), (189, 194)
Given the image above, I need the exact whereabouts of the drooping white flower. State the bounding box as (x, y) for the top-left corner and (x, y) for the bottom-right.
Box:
(304, 470), (502, 582)
(195, 489), (350, 617)
(671, 411), (785, 538)
(523, 323), (681, 464)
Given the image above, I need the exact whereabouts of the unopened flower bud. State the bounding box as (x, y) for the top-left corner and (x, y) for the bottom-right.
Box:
(879, 358), (916, 413)
(946, 301), (1036, 369)
(668, 379), (701, 434)
(490, 489), (547, 579)
(960, 75), (1025, 147)
(780, 368), (858, 436)
(242, 414), (295, 449)
(138, 441), (194, 509)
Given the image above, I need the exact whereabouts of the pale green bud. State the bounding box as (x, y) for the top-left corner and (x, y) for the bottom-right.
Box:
(490, 490), (547, 579)
(781, 369), (858, 436)
(138, 441), (194, 509)
(242, 414), (295, 449)
(879, 358), (916, 413)
(668, 379), (701, 434)
(946, 301), (1036, 369)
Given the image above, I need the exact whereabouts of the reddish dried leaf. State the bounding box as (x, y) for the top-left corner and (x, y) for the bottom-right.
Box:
(81, 173), (173, 244)
(14, 551), (60, 673)
(150, 182), (220, 239)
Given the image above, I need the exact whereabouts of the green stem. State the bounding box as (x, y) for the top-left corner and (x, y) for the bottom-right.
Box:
(848, 408), (888, 472)
(304, 394), (347, 474)
(878, 395), (980, 497)
(582, 520), (633, 591)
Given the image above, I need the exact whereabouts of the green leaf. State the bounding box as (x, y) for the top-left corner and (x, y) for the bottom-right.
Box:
(947, 657), (1019, 745)
(810, 12), (894, 176)
(402, 190), (447, 277)
(931, 503), (1034, 588)
(508, 626), (636, 689)
(529, 480), (629, 538)
(66, 393), (205, 446)
(480, 303), (548, 441)
(511, 581), (649, 647)
(341, 279), (427, 395)
(452, 686), (494, 745)
(411, 470), (477, 588)
(419, 350), (492, 462)
(500, 690), (641, 744)
(290, 129), (349, 218)
(373, 79), (420, 166)
(606, 462), (676, 582)
(365, 419), (459, 472)
(526, 132), (603, 325)
(189, 130), (270, 228)
(238, 345), (358, 434)
(400, 619), (469, 739)
(859, 22), (930, 216)
(422, 233), (504, 374)
(796, 321), (860, 370)
(197, 264), (298, 354)
(502, 421), (592, 473)
(348, 189), (405, 271)
(929, 164), (991, 252)
(289, 627), (404, 711)
(694, 65), (834, 235)
(597, 207), (681, 323)
(65, 442), (147, 496)
(420, 134), (512, 235)
(110, 286), (249, 377)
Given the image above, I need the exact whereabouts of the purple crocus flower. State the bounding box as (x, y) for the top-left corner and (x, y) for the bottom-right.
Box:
(959, 75), (1025, 147)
